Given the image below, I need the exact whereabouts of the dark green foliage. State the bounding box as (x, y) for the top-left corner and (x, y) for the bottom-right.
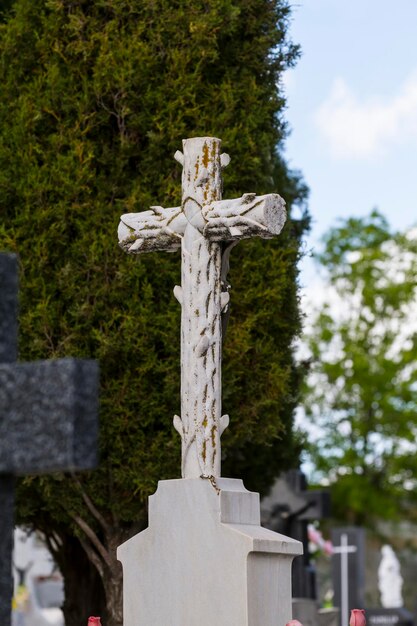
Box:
(0, 0), (14, 21)
(0, 0), (308, 621)
(303, 211), (417, 525)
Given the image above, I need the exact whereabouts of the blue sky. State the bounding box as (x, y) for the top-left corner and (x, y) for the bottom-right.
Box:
(287, 2), (417, 465)
(284, 0), (417, 276)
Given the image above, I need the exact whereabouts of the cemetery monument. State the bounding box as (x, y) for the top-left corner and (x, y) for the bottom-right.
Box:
(117, 137), (302, 626)
(0, 253), (99, 626)
(332, 527), (365, 626)
(261, 469), (332, 626)
(332, 529), (413, 626)
(261, 469), (330, 600)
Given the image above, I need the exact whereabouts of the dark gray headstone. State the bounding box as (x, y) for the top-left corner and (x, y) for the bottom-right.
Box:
(332, 527), (366, 626)
(366, 608), (414, 626)
(0, 359), (98, 474)
(0, 253), (18, 362)
(0, 253), (99, 626)
(0, 477), (15, 626)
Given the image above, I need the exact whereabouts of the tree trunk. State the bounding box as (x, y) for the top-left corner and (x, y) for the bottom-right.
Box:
(48, 532), (108, 626)
(102, 552), (124, 626)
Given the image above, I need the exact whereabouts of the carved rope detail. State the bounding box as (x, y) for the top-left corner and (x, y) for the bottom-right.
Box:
(118, 137), (287, 478)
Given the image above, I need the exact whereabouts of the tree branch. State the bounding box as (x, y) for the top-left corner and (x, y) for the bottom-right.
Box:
(71, 473), (111, 534)
(70, 513), (112, 569)
(78, 536), (106, 580)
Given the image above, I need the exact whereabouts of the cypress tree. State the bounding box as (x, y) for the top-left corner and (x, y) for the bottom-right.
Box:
(0, 0), (308, 623)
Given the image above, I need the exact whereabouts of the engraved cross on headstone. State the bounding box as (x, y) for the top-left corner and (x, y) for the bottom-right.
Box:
(333, 533), (358, 626)
(0, 253), (99, 626)
(118, 136), (286, 479)
(332, 528), (365, 626)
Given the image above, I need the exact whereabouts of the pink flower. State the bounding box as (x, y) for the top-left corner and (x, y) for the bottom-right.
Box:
(88, 618), (102, 626)
(350, 609), (366, 626)
(286, 620), (304, 626)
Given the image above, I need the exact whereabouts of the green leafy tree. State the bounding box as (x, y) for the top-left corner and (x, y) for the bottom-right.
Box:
(303, 211), (417, 526)
(0, 0), (308, 623)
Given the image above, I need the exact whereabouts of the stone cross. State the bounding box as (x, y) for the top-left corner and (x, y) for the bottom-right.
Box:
(118, 136), (286, 479)
(0, 253), (99, 626)
(334, 533), (358, 626)
(261, 469), (331, 599)
(332, 527), (365, 626)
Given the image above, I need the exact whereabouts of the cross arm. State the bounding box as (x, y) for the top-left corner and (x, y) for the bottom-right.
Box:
(118, 206), (187, 254)
(0, 358), (98, 475)
(202, 193), (286, 242)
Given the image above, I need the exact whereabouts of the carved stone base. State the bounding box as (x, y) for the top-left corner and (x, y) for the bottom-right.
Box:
(118, 478), (302, 626)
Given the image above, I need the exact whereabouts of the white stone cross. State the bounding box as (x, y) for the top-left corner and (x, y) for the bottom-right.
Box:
(333, 533), (358, 626)
(118, 137), (286, 479)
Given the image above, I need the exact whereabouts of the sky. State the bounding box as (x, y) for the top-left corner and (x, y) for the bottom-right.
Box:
(285, 1), (417, 469)
(284, 0), (417, 286)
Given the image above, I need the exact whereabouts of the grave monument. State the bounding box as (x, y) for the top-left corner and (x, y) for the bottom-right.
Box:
(117, 137), (302, 625)
(261, 469), (332, 626)
(0, 253), (99, 626)
(332, 527), (366, 626)
(368, 544), (413, 626)
(332, 529), (413, 626)
(262, 469), (331, 600)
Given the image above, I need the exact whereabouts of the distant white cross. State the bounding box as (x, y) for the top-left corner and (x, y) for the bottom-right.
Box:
(333, 533), (358, 626)
(118, 137), (286, 479)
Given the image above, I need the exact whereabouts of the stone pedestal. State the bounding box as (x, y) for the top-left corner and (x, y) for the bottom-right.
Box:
(118, 478), (302, 626)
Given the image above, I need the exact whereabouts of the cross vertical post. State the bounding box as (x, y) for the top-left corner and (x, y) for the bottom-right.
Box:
(0, 477), (15, 626)
(178, 137), (226, 478)
(0, 253), (99, 626)
(118, 136), (286, 479)
(0, 254), (18, 626)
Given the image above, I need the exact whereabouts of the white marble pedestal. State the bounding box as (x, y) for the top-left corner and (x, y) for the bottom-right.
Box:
(118, 478), (302, 626)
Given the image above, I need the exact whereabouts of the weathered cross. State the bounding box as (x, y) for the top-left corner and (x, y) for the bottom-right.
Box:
(118, 137), (286, 479)
(0, 253), (99, 626)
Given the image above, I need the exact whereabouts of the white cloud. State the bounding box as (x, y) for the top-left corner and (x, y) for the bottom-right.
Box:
(315, 71), (417, 158)
(280, 69), (296, 99)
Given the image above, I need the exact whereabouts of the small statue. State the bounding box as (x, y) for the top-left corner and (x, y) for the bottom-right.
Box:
(378, 544), (403, 608)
